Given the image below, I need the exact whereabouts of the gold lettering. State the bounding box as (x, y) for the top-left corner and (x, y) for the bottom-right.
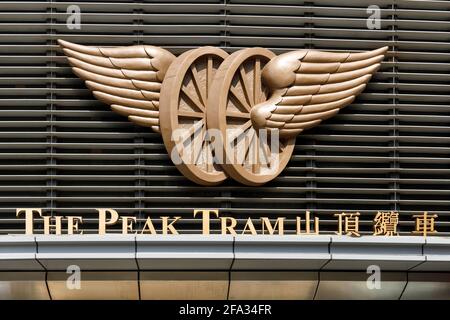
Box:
(334, 212), (360, 237)
(16, 208), (42, 235)
(242, 218), (257, 235)
(193, 209), (219, 235)
(261, 217), (285, 235)
(43, 216), (63, 235)
(412, 212), (438, 237)
(122, 216), (136, 234)
(141, 217), (157, 234)
(161, 216), (181, 235)
(221, 217), (237, 235)
(67, 216), (83, 235)
(296, 211), (319, 235)
(373, 211), (399, 236)
(97, 208), (119, 235)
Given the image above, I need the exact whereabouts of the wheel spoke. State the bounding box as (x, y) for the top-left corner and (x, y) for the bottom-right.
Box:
(182, 85), (205, 113)
(229, 86), (251, 113)
(227, 120), (252, 142)
(205, 139), (213, 172)
(178, 119), (204, 145)
(178, 110), (204, 118)
(206, 56), (213, 99)
(243, 129), (256, 165)
(193, 125), (207, 165)
(226, 111), (250, 119)
(260, 136), (272, 167)
(239, 65), (253, 107)
(190, 63), (206, 107)
(251, 133), (260, 173)
(254, 58), (261, 105)
(235, 128), (254, 166)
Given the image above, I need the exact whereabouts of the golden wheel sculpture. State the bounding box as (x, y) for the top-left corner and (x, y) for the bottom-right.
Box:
(207, 48), (296, 186)
(159, 47), (229, 185)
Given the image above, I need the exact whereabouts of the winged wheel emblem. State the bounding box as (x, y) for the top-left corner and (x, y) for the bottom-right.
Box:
(59, 40), (387, 186)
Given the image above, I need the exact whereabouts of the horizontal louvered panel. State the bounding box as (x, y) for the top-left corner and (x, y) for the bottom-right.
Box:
(0, 0), (448, 236)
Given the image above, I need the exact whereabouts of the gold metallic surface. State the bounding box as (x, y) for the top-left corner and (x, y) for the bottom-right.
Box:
(401, 273), (450, 300)
(60, 40), (387, 185)
(47, 271), (139, 300)
(140, 272), (228, 300)
(206, 48), (297, 186)
(252, 47), (388, 138)
(315, 272), (407, 300)
(159, 47), (229, 185)
(58, 40), (175, 133)
(229, 272), (318, 300)
(0, 272), (50, 300)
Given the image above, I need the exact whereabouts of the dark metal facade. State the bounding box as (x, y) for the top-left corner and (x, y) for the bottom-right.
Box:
(0, 0), (449, 234)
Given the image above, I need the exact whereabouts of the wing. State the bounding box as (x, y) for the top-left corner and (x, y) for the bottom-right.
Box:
(250, 46), (388, 138)
(58, 39), (176, 133)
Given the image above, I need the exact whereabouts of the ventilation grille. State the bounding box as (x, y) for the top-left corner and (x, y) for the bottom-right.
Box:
(0, 0), (449, 235)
